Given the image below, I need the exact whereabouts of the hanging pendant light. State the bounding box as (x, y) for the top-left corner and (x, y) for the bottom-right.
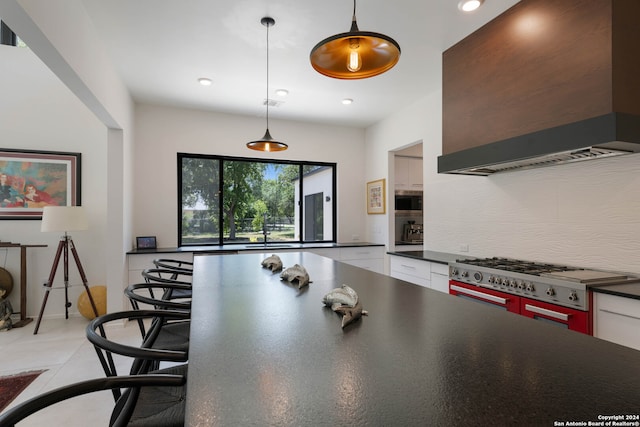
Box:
(247, 17), (288, 152)
(310, 0), (401, 80)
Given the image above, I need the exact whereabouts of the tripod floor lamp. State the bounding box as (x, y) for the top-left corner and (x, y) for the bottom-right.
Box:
(34, 206), (99, 334)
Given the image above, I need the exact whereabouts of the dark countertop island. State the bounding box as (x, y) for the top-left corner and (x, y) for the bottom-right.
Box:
(187, 252), (640, 426)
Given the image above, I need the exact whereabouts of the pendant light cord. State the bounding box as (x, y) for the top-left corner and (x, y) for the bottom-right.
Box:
(350, 0), (359, 31)
(265, 20), (270, 130)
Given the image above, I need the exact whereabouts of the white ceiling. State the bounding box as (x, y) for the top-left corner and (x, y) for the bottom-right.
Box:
(80, 0), (520, 128)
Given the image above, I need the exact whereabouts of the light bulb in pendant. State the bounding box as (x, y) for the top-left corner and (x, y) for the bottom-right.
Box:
(347, 38), (361, 72)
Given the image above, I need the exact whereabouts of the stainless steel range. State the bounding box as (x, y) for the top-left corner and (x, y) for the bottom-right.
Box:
(448, 257), (636, 334)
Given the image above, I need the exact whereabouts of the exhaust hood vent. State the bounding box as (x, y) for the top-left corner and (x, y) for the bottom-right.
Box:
(438, 113), (640, 176)
(450, 146), (631, 176)
(439, 0), (640, 176)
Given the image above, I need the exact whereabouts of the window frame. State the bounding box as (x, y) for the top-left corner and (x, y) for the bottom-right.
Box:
(177, 153), (337, 247)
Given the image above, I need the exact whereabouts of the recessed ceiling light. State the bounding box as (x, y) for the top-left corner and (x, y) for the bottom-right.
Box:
(275, 89), (289, 97)
(458, 0), (484, 12)
(198, 77), (212, 86)
(342, 98), (354, 105)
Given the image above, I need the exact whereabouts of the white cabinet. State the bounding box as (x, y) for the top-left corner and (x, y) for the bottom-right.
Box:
(308, 246), (385, 274)
(306, 247), (340, 260)
(389, 255), (450, 293)
(338, 246), (385, 273)
(593, 292), (640, 351)
(390, 255), (431, 288)
(430, 262), (450, 293)
(395, 157), (423, 190)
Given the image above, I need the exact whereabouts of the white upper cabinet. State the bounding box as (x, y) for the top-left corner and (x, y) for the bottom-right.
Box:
(395, 157), (423, 190)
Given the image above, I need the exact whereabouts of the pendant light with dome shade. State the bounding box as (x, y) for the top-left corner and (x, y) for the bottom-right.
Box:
(247, 17), (288, 152)
(310, 0), (401, 79)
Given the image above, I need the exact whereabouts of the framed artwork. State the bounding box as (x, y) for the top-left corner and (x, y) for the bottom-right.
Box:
(0, 149), (81, 220)
(366, 178), (386, 215)
(136, 236), (157, 249)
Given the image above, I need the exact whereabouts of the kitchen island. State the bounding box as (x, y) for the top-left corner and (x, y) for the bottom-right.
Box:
(187, 252), (640, 426)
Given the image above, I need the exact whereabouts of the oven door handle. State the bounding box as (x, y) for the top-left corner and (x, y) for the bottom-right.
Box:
(524, 304), (570, 321)
(450, 285), (508, 305)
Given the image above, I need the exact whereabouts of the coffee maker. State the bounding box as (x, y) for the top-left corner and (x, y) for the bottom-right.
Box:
(402, 221), (423, 243)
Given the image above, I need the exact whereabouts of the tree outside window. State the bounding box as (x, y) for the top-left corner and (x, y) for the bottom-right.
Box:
(179, 154), (336, 246)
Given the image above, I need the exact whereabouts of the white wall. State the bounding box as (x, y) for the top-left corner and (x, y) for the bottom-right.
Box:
(133, 103), (366, 247)
(0, 0), (134, 319)
(0, 45), (107, 319)
(366, 88), (640, 276)
(364, 91), (442, 248)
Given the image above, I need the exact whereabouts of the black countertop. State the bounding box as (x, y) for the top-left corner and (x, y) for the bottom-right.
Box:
(187, 252), (640, 426)
(127, 241), (384, 255)
(591, 282), (640, 300)
(387, 249), (470, 264)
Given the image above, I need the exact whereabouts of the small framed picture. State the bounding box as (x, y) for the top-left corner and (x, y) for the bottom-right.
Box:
(366, 178), (386, 214)
(136, 236), (157, 249)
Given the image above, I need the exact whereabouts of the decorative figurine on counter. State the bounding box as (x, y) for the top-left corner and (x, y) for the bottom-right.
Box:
(261, 254), (283, 272)
(334, 302), (367, 328)
(322, 284), (368, 328)
(322, 284), (358, 310)
(279, 264), (311, 289)
(0, 288), (13, 331)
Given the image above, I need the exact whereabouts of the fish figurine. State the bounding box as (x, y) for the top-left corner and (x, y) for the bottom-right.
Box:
(322, 284), (367, 328)
(279, 264), (310, 289)
(322, 284), (358, 310)
(261, 254), (283, 272)
(333, 301), (368, 328)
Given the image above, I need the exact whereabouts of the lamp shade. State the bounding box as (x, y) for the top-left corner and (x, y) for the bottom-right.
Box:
(310, 28), (401, 79)
(41, 206), (88, 232)
(309, 0), (400, 80)
(247, 128), (288, 152)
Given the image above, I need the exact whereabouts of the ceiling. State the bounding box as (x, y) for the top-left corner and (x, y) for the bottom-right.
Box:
(81, 0), (520, 128)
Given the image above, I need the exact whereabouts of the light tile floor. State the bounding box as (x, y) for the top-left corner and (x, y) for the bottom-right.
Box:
(0, 316), (141, 426)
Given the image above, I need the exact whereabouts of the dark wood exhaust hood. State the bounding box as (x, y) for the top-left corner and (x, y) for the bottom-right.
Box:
(438, 0), (640, 175)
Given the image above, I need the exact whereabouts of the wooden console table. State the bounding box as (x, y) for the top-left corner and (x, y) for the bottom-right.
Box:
(0, 242), (47, 328)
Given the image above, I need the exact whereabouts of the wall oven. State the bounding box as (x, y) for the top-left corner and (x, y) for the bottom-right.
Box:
(448, 257), (638, 335)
